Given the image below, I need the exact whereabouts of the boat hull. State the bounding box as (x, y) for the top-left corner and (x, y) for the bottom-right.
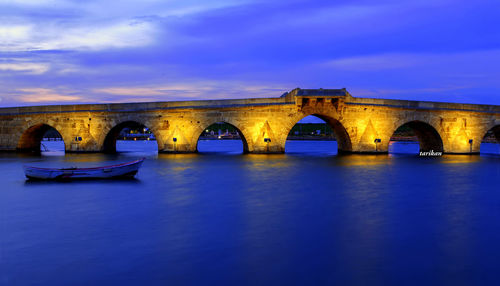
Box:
(24, 158), (145, 180)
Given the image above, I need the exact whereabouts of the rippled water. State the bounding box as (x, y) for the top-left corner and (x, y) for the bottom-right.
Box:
(2, 140), (500, 285)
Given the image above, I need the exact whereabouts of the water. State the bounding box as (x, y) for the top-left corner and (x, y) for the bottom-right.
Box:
(198, 139), (244, 154)
(2, 140), (500, 285)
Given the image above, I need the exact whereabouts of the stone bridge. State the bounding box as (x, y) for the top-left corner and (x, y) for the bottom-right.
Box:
(1, 88), (499, 154)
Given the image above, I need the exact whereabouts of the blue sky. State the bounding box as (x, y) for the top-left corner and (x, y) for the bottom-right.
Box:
(1, 0), (499, 107)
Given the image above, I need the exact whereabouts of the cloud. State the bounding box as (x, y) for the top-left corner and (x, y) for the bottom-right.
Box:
(350, 85), (472, 98)
(0, 0), (254, 52)
(323, 53), (420, 71)
(93, 87), (175, 97)
(4, 0), (63, 6)
(0, 61), (50, 74)
(322, 50), (500, 73)
(92, 81), (289, 101)
(89, 0), (253, 18)
(0, 80), (289, 107)
(16, 88), (83, 102)
(0, 20), (156, 52)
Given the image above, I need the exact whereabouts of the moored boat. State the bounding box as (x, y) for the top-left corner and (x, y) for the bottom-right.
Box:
(23, 158), (145, 180)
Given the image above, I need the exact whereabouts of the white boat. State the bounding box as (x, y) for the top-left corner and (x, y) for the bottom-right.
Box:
(23, 158), (145, 180)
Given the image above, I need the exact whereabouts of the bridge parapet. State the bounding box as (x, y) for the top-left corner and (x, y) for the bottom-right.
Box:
(0, 97), (293, 116)
(346, 96), (500, 113)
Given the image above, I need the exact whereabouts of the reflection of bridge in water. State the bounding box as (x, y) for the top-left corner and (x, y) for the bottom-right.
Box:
(2, 88), (500, 154)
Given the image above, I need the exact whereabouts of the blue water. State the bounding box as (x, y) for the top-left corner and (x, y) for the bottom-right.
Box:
(2, 140), (500, 285)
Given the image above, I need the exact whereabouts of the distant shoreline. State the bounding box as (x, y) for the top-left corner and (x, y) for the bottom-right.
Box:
(197, 136), (424, 142)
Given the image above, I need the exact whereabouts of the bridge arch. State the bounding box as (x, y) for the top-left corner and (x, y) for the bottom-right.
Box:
(102, 120), (159, 153)
(17, 123), (65, 153)
(480, 124), (500, 154)
(482, 124), (500, 143)
(284, 113), (352, 153)
(194, 121), (250, 153)
(389, 120), (444, 153)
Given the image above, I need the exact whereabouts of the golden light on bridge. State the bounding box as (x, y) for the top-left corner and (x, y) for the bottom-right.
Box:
(3, 88), (500, 155)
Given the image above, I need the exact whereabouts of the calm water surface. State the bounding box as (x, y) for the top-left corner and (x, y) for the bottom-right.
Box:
(2, 140), (500, 285)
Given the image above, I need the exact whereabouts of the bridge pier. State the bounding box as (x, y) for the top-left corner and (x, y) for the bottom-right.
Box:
(160, 143), (196, 153)
(248, 145), (284, 154)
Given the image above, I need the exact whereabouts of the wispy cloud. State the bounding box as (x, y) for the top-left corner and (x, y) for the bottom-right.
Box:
(0, 81), (289, 107)
(322, 50), (500, 73)
(93, 81), (289, 101)
(4, 0), (65, 6)
(350, 85), (472, 97)
(16, 88), (83, 103)
(0, 20), (156, 52)
(0, 61), (50, 74)
(323, 53), (421, 71)
(0, 0), (254, 52)
(93, 87), (176, 97)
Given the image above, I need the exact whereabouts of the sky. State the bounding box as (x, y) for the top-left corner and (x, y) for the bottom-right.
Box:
(1, 0), (499, 107)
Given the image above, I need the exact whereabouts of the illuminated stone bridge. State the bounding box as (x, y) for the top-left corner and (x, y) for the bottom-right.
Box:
(1, 88), (500, 154)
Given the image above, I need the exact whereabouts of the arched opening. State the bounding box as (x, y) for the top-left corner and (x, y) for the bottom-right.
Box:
(17, 124), (65, 155)
(196, 122), (249, 154)
(285, 115), (351, 155)
(389, 121), (443, 155)
(480, 125), (500, 155)
(103, 121), (158, 154)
